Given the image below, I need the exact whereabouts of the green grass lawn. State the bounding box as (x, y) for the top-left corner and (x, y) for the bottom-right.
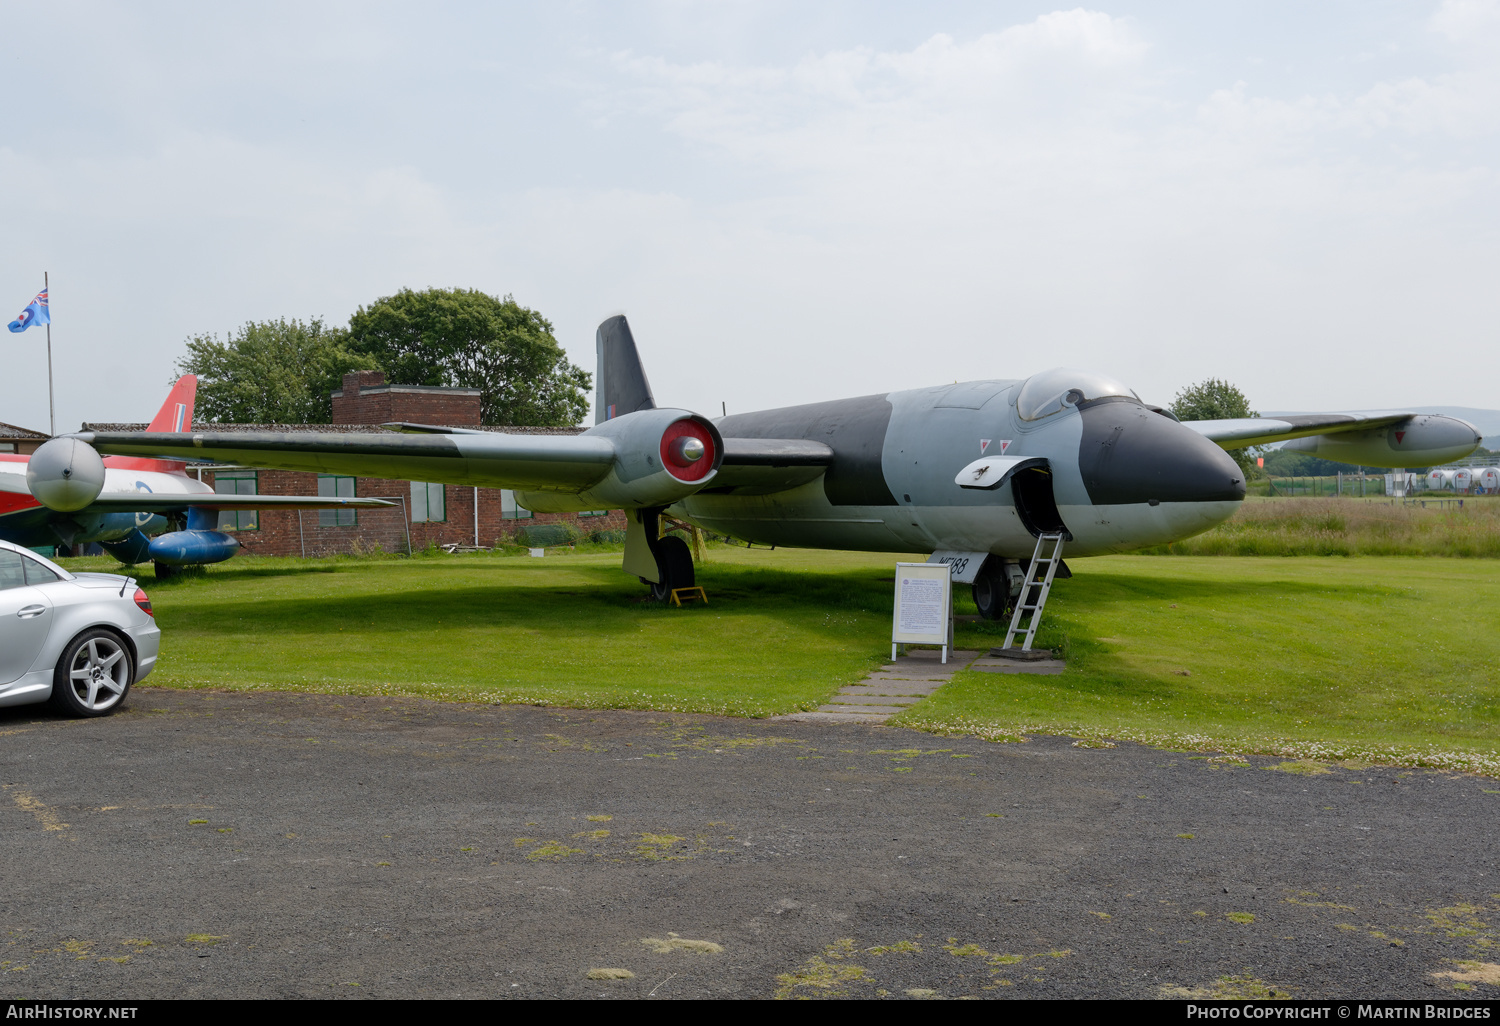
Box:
(58, 545), (1500, 772)
(91, 545), (900, 718)
(902, 555), (1500, 774)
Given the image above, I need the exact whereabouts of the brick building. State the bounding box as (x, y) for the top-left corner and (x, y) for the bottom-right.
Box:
(0, 421), (49, 455)
(86, 371), (625, 558)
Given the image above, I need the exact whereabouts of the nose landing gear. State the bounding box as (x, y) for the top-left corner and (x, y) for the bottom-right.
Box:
(972, 559), (1021, 621)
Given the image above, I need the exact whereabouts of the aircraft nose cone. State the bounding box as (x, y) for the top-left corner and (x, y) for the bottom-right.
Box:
(1078, 401), (1246, 505)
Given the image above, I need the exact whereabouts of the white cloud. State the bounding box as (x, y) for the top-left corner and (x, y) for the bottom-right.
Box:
(576, 8), (1500, 414)
(2, 4), (1498, 430)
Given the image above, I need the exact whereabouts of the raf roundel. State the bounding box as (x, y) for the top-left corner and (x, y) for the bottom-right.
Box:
(659, 419), (717, 483)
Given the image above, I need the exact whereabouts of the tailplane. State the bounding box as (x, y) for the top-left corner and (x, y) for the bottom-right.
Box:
(147, 376), (197, 433)
(595, 316), (656, 424)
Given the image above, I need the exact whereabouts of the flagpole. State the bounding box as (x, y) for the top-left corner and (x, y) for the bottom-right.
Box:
(44, 270), (54, 436)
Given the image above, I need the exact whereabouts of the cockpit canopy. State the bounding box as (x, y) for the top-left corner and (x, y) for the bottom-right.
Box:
(1015, 368), (1141, 422)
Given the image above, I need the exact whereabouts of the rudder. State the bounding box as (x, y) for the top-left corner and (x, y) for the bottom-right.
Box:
(595, 316), (656, 424)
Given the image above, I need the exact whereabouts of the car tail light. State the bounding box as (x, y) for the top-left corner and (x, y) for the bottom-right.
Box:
(133, 587), (154, 617)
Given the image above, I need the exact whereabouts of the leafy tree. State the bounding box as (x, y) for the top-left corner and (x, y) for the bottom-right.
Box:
(176, 318), (378, 424)
(1170, 378), (1257, 423)
(346, 288), (591, 426)
(1169, 378), (1264, 478)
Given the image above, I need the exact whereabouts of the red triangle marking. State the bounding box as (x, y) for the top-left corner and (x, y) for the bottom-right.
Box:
(1394, 431), (1406, 444)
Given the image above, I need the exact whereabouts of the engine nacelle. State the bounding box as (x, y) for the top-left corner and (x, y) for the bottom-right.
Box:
(516, 408), (723, 513)
(1281, 414), (1481, 468)
(27, 437), (106, 512)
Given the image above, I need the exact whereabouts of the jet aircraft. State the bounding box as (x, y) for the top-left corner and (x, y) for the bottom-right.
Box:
(46, 316), (1481, 612)
(2, 377), (392, 576)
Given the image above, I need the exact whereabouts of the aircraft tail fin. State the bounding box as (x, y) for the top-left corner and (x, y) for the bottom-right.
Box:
(146, 376), (197, 433)
(594, 315), (656, 425)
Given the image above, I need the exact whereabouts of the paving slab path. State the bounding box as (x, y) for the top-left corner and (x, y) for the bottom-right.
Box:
(775, 648), (977, 723)
(2, 688), (1497, 1000)
(776, 647), (1067, 724)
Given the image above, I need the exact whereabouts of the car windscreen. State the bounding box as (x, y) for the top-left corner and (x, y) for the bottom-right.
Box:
(0, 551), (27, 591)
(22, 555), (62, 585)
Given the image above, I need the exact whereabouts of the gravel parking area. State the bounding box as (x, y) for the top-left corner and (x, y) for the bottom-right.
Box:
(2, 688), (1497, 999)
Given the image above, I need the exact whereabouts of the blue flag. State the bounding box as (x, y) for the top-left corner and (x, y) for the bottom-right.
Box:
(8, 288), (49, 332)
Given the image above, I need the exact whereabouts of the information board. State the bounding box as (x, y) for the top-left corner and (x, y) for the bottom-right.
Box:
(891, 561), (953, 662)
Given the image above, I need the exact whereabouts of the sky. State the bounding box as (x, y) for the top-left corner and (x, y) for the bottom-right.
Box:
(2, 0), (1498, 431)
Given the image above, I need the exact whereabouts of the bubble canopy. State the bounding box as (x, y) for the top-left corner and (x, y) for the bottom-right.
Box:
(1015, 368), (1141, 422)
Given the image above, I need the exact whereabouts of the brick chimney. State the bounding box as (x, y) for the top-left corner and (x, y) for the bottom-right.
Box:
(331, 369), (482, 426)
(341, 370), (386, 396)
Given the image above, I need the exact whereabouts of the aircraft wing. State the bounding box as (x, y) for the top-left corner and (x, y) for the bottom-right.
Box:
(1182, 412), (1416, 450)
(78, 425), (835, 500)
(708, 437), (834, 493)
(78, 493), (394, 512)
(77, 429), (617, 492)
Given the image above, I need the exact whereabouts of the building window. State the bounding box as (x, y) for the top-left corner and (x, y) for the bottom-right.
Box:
(319, 475), (357, 527)
(214, 471), (258, 531)
(410, 481), (446, 523)
(578, 509), (609, 517)
(0, 442), (14, 453)
(500, 489), (533, 520)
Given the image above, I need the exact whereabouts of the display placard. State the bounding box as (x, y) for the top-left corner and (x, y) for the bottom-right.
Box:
(892, 561), (953, 663)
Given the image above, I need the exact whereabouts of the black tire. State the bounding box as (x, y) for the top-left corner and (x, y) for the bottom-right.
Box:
(971, 560), (1016, 622)
(49, 628), (133, 718)
(648, 535), (696, 603)
(154, 561), (178, 581)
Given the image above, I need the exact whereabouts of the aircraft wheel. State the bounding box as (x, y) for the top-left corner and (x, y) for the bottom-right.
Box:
(648, 535), (696, 603)
(971, 561), (1015, 621)
(154, 561), (179, 581)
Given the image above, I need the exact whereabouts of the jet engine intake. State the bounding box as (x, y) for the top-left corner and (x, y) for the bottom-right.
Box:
(26, 437), (105, 512)
(517, 409), (724, 513)
(1281, 415), (1481, 468)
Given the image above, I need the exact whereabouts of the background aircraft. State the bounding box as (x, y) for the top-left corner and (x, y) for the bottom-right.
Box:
(57, 317), (1480, 609)
(1, 377), (391, 577)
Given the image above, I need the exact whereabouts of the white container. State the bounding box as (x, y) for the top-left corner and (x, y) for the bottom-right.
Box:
(1426, 469), (1450, 491)
(1453, 468), (1474, 493)
(1474, 467), (1500, 493)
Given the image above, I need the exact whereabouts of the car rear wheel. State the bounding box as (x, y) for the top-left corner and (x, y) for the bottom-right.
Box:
(49, 629), (133, 717)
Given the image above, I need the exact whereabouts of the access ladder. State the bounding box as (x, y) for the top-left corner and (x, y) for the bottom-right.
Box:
(1000, 532), (1066, 652)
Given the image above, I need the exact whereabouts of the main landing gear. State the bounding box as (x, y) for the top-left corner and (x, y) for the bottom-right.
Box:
(630, 507), (697, 602)
(648, 535), (695, 602)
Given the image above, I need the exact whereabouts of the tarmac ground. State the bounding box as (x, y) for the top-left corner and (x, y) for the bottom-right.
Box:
(2, 687), (1498, 1000)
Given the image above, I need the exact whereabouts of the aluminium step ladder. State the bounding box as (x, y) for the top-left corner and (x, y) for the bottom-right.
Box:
(999, 532), (1066, 653)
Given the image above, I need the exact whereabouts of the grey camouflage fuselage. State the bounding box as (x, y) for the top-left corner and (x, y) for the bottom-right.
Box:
(673, 382), (1244, 559)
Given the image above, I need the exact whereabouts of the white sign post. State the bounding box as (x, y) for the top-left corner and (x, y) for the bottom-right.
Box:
(892, 561), (954, 664)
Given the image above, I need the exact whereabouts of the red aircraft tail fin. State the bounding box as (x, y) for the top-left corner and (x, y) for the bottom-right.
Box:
(146, 376), (197, 433)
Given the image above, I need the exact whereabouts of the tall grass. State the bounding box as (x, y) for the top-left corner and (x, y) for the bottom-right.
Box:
(1141, 497), (1500, 557)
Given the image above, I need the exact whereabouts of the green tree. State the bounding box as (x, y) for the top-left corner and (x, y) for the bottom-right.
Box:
(346, 288), (591, 426)
(176, 318), (378, 424)
(1169, 378), (1264, 478)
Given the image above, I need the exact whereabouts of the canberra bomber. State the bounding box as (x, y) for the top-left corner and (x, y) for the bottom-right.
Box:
(33, 316), (1481, 617)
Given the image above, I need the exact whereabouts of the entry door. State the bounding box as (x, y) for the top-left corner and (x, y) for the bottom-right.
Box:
(0, 551), (53, 684)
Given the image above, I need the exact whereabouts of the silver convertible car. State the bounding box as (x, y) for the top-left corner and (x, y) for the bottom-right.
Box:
(0, 539), (160, 717)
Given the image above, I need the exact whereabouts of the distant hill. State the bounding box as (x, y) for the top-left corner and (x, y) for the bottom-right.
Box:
(1266, 406), (1500, 450)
